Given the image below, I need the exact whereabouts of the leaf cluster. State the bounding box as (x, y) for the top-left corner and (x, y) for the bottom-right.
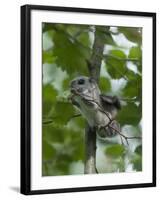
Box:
(42, 23), (142, 175)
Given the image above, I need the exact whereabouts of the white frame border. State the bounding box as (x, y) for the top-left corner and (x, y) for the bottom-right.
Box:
(30, 9), (153, 190)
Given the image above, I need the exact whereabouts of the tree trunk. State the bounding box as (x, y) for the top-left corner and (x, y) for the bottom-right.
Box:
(84, 27), (107, 174)
(84, 126), (97, 174)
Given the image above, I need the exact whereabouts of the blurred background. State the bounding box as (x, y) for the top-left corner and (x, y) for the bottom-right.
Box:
(42, 23), (142, 176)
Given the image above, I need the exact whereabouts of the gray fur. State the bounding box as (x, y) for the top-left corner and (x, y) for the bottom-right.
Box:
(70, 76), (121, 138)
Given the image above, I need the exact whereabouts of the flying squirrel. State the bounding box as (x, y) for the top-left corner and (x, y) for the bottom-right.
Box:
(69, 76), (121, 138)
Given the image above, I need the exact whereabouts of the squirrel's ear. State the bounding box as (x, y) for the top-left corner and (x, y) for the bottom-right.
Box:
(100, 94), (121, 109)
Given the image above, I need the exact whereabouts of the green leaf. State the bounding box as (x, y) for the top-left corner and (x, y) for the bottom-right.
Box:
(105, 144), (126, 158)
(135, 145), (142, 155)
(123, 75), (142, 98)
(42, 140), (55, 160)
(106, 63), (123, 79)
(99, 77), (111, 92)
(131, 145), (142, 171)
(62, 77), (71, 91)
(43, 125), (65, 143)
(110, 50), (126, 58)
(125, 69), (136, 80)
(43, 23), (55, 32)
(66, 25), (81, 36)
(53, 102), (76, 125)
(42, 85), (58, 116)
(128, 46), (142, 60)
(117, 103), (141, 126)
(130, 153), (142, 171)
(104, 33), (116, 46)
(42, 124), (84, 176)
(118, 27), (142, 45)
(52, 31), (89, 75)
(43, 50), (57, 64)
(137, 62), (142, 73)
(43, 84), (57, 102)
(66, 24), (89, 37)
(96, 26), (116, 46)
(77, 32), (91, 48)
(72, 116), (85, 129)
(102, 33), (116, 46)
(105, 50), (127, 79)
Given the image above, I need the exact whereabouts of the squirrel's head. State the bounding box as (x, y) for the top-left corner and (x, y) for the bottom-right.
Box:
(70, 76), (100, 98)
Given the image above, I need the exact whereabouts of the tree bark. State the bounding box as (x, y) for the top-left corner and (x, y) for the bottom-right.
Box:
(84, 126), (97, 174)
(88, 27), (105, 83)
(84, 27), (106, 174)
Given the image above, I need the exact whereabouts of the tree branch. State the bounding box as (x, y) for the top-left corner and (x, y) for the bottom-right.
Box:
(84, 27), (107, 174)
(88, 27), (106, 83)
(84, 125), (97, 174)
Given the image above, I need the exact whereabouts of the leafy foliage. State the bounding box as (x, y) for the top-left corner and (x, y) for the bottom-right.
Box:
(118, 27), (142, 45)
(117, 103), (141, 126)
(42, 23), (142, 176)
(105, 144), (126, 158)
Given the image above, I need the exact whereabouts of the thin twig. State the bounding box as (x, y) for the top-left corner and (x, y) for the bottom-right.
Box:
(72, 90), (142, 146)
(108, 125), (141, 146)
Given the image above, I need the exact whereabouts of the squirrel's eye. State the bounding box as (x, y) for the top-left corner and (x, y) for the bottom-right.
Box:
(78, 79), (85, 85)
